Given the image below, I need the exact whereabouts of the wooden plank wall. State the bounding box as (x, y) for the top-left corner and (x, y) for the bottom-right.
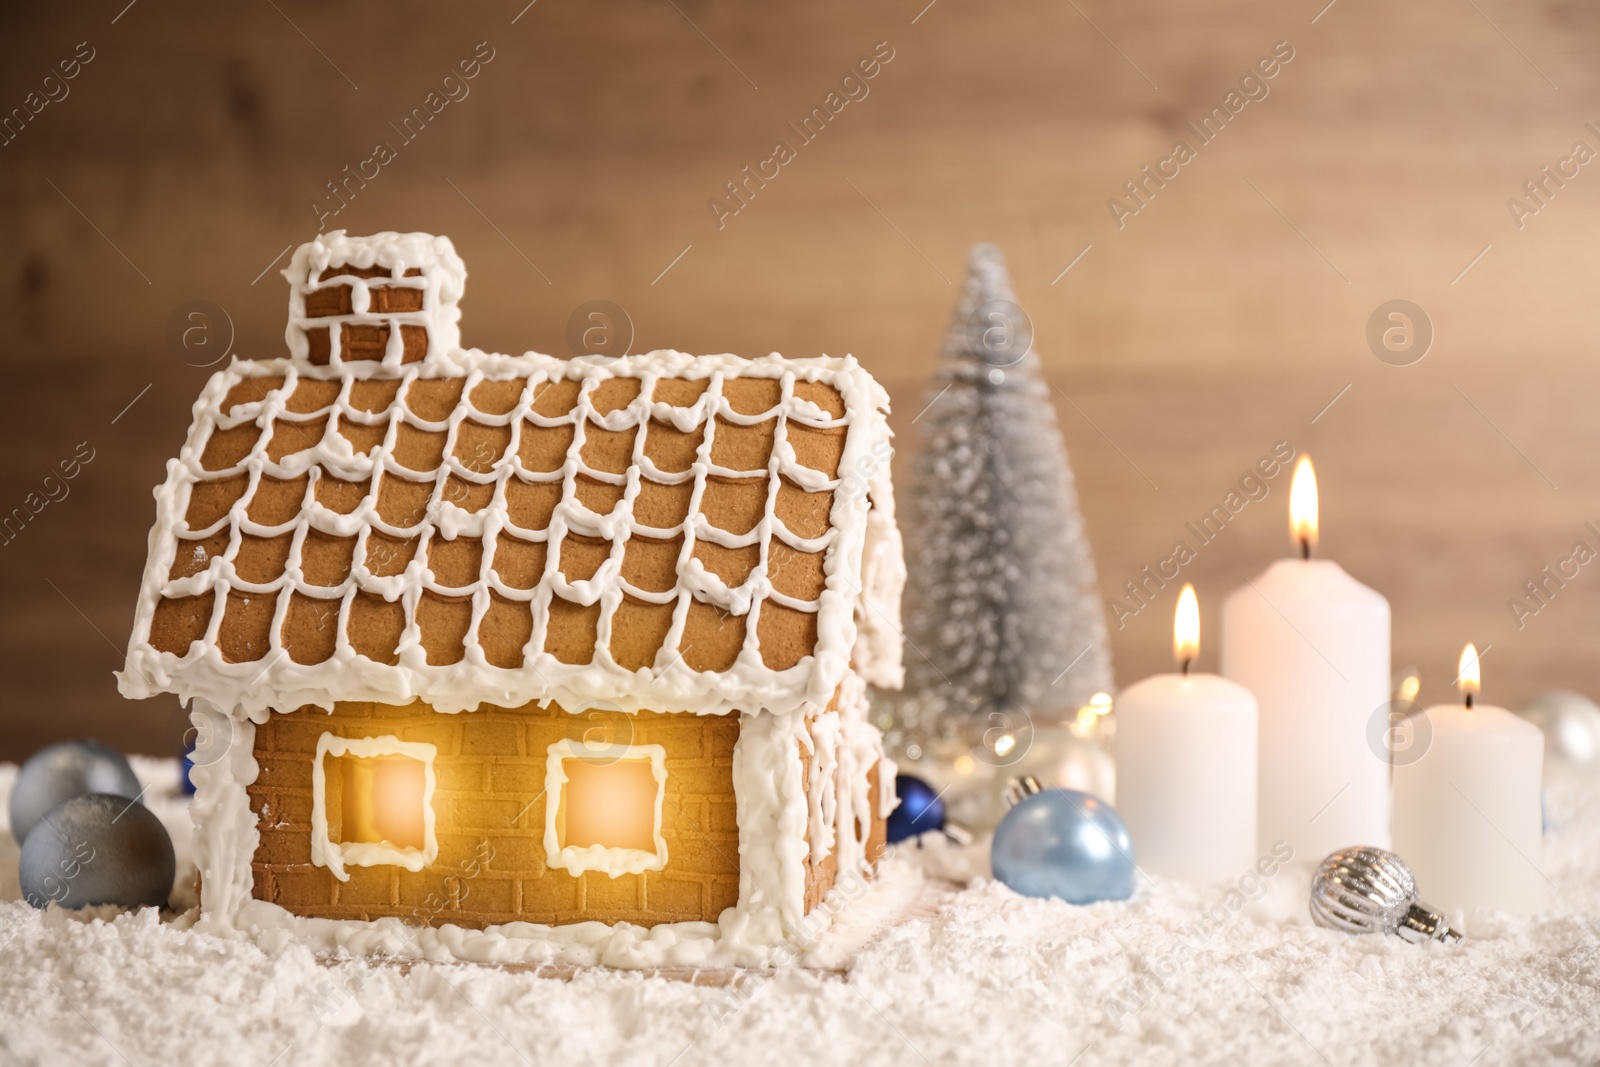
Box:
(2, 0), (1597, 757)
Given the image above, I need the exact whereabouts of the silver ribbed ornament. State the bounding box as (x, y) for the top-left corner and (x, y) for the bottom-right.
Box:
(1310, 846), (1462, 944)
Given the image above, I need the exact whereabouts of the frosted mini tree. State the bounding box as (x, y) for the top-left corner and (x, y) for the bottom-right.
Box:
(900, 244), (1113, 749)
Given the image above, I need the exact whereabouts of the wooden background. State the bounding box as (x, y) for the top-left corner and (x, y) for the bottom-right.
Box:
(2, 0), (1598, 760)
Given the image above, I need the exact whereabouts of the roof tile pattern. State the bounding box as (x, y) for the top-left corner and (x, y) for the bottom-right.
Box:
(123, 352), (891, 716)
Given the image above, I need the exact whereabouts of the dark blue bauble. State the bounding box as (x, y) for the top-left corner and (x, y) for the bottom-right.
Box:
(9, 740), (142, 844)
(887, 773), (946, 843)
(19, 794), (175, 910)
(180, 743), (198, 795)
(991, 788), (1136, 904)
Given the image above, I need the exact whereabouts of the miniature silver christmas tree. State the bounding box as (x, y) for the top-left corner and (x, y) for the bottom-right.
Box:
(899, 244), (1113, 749)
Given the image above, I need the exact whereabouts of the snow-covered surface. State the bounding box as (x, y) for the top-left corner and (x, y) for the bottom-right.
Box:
(3, 758), (1599, 1066)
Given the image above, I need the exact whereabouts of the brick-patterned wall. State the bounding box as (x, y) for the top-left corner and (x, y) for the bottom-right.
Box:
(248, 701), (740, 928)
(301, 263), (430, 365)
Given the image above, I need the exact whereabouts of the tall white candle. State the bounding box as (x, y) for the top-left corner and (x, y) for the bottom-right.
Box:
(1221, 457), (1390, 857)
(1116, 585), (1258, 882)
(1392, 645), (1546, 914)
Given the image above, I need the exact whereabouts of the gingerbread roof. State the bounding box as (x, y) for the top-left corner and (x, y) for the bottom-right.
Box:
(117, 233), (903, 717)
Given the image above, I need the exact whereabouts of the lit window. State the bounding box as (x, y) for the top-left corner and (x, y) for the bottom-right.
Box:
(543, 739), (667, 877)
(311, 733), (438, 881)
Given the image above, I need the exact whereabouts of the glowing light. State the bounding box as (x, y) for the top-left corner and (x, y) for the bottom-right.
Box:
(953, 754), (975, 776)
(1174, 583), (1200, 669)
(1397, 672), (1421, 704)
(339, 755), (426, 850)
(1089, 692), (1112, 715)
(993, 733), (1017, 758)
(562, 757), (658, 852)
(1290, 456), (1319, 555)
(1458, 644), (1481, 707)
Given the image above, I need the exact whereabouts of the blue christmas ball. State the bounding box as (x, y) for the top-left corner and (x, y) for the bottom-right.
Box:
(180, 743), (198, 795)
(9, 740), (142, 844)
(991, 788), (1136, 904)
(886, 774), (946, 843)
(19, 794), (175, 910)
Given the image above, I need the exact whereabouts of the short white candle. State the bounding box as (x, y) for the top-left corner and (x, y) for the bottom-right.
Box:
(1391, 645), (1546, 914)
(1221, 457), (1390, 857)
(1116, 584), (1259, 882)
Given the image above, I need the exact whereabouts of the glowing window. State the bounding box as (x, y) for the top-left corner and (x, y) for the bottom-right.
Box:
(543, 738), (667, 877)
(311, 733), (438, 881)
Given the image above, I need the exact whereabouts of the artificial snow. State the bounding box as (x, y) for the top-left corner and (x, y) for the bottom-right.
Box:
(3, 758), (1598, 1066)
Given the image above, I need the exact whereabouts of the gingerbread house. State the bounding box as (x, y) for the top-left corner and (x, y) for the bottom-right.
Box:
(117, 232), (905, 967)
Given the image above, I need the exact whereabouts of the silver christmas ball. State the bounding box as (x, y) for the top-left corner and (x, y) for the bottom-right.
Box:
(1310, 846), (1461, 944)
(1518, 691), (1600, 771)
(19, 793), (175, 910)
(9, 740), (142, 844)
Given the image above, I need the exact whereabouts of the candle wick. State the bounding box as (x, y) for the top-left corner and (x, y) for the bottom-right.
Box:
(1464, 692), (1474, 710)
(1181, 658), (1192, 677)
(1300, 537), (1311, 561)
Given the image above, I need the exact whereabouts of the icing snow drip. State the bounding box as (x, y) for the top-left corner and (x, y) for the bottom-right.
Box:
(121, 232), (906, 969)
(851, 460), (905, 690)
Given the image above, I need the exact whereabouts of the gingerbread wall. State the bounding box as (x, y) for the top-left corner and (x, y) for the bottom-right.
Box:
(248, 700), (741, 928)
(799, 729), (888, 914)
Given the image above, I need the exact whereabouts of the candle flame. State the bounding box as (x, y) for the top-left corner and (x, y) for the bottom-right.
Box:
(1174, 583), (1200, 668)
(1458, 644), (1481, 705)
(1397, 672), (1421, 703)
(1290, 455), (1319, 555)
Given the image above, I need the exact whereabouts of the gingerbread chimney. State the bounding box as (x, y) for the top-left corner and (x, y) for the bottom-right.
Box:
(282, 231), (467, 368)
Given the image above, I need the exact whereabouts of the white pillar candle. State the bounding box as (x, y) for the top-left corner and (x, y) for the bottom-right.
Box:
(1116, 585), (1258, 882)
(1221, 457), (1390, 857)
(1392, 645), (1546, 914)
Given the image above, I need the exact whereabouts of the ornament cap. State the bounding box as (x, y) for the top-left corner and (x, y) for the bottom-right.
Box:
(1002, 775), (1043, 809)
(1396, 902), (1463, 944)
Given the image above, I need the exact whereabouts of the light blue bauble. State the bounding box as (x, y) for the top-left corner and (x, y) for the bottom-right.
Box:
(991, 788), (1135, 904)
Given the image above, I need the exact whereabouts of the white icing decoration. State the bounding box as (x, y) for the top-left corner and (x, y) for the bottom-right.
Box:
(309, 732), (438, 881)
(832, 675), (895, 870)
(853, 468), (907, 690)
(804, 712), (841, 863)
(542, 739), (668, 877)
(730, 707), (813, 941)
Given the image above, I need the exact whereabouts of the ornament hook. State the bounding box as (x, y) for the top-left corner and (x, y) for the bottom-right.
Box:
(1002, 775), (1043, 809)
